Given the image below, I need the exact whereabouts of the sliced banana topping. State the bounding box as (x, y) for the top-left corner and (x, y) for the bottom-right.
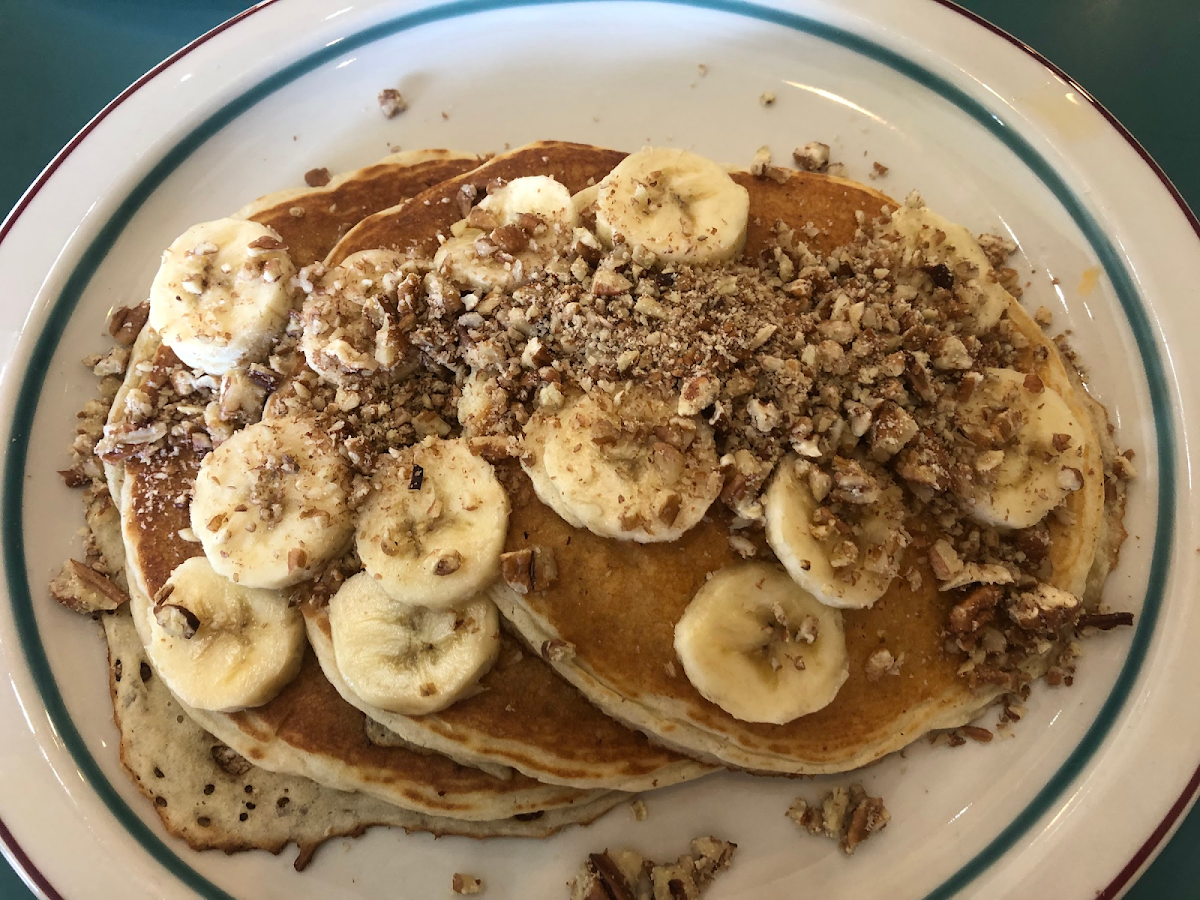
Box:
(300, 249), (420, 387)
(890, 204), (1011, 332)
(674, 562), (849, 724)
(328, 572), (500, 715)
(190, 415), (354, 589)
(522, 386), (723, 542)
(356, 437), (509, 610)
(764, 456), (910, 609)
(956, 367), (1087, 529)
(594, 147), (750, 265)
(148, 218), (296, 375)
(434, 175), (578, 293)
(143, 556), (305, 712)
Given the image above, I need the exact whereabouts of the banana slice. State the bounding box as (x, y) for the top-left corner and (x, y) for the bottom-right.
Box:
(522, 386), (723, 542)
(300, 249), (419, 387)
(764, 456), (909, 609)
(148, 218), (296, 375)
(142, 556), (305, 712)
(356, 437), (509, 610)
(594, 147), (750, 265)
(328, 572), (500, 714)
(890, 204), (1011, 332)
(957, 367), (1088, 529)
(674, 562), (849, 724)
(190, 415), (354, 589)
(434, 175), (577, 293)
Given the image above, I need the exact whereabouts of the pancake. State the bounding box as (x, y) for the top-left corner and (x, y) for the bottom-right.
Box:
(294, 143), (713, 791)
(328, 141), (628, 266)
(103, 153), (615, 821)
(102, 605), (623, 870)
(303, 606), (706, 791)
(113, 347), (615, 817)
(473, 159), (1113, 773)
(234, 149), (483, 266)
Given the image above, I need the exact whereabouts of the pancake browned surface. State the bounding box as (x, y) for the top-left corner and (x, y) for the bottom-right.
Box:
(484, 163), (1114, 772)
(303, 606), (704, 790)
(302, 142), (712, 791)
(237, 149), (483, 266)
(329, 141), (627, 265)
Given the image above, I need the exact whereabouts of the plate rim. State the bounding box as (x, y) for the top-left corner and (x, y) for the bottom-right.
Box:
(0, 1), (1192, 898)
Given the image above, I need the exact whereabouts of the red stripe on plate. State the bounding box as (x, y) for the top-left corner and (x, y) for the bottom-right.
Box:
(0, 815), (66, 900)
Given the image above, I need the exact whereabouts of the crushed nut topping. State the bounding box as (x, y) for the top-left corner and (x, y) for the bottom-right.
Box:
(451, 873), (484, 895)
(304, 167), (331, 188)
(49, 559), (128, 614)
(569, 837), (735, 900)
(792, 142), (830, 173)
(541, 638), (576, 662)
(378, 88), (408, 118)
(154, 602), (200, 640)
(786, 784), (890, 855)
(500, 545), (558, 594)
(864, 647), (903, 681)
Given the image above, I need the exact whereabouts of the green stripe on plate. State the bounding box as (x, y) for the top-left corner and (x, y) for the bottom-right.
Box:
(1, 1), (1175, 897)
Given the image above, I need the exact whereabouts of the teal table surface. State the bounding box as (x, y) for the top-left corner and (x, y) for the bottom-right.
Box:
(1, 0), (1197, 897)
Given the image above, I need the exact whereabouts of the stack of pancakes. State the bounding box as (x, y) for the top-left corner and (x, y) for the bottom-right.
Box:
(76, 141), (1125, 868)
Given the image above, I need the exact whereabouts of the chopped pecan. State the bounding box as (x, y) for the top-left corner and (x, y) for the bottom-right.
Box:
(466, 206), (498, 231)
(247, 235), (287, 252)
(287, 548), (309, 573)
(655, 491), (683, 526)
(58, 466), (90, 488)
(154, 603), (200, 640)
(586, 852), (637, 900)
(377, 88), (407, 118)
(500, 546), (558, 594)
(841, 793), (890, 855)
(107, 302), (150, 346)
(947, 585), (1002, 635)
(592, 268), (634, 297)
(830, 457), (880, 505)
(1076, 611), (1135, 631)
(541, 638), (575, 662)
(50, 559), (128, 614)
(792, 141), (830, 173)
(490, 224), (530, 253)
(678, 373), (720, 416)
(450, 873), (483, 895)
(304, 167), (331, 187)
(788, 785), (889, 855)
(928, 539), (963, 581)
(960, 725), (994, 743)
(427, 549), (463, 576)
(894, 432), (949, 489)
(1007, 583), (1081, 633)
(864, 647), (901, 681)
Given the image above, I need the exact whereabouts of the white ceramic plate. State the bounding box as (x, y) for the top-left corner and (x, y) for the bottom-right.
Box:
(2, 1), (1198, 897)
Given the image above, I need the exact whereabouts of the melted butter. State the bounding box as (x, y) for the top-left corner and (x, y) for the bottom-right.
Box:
(1077, 266), (1101, 296)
